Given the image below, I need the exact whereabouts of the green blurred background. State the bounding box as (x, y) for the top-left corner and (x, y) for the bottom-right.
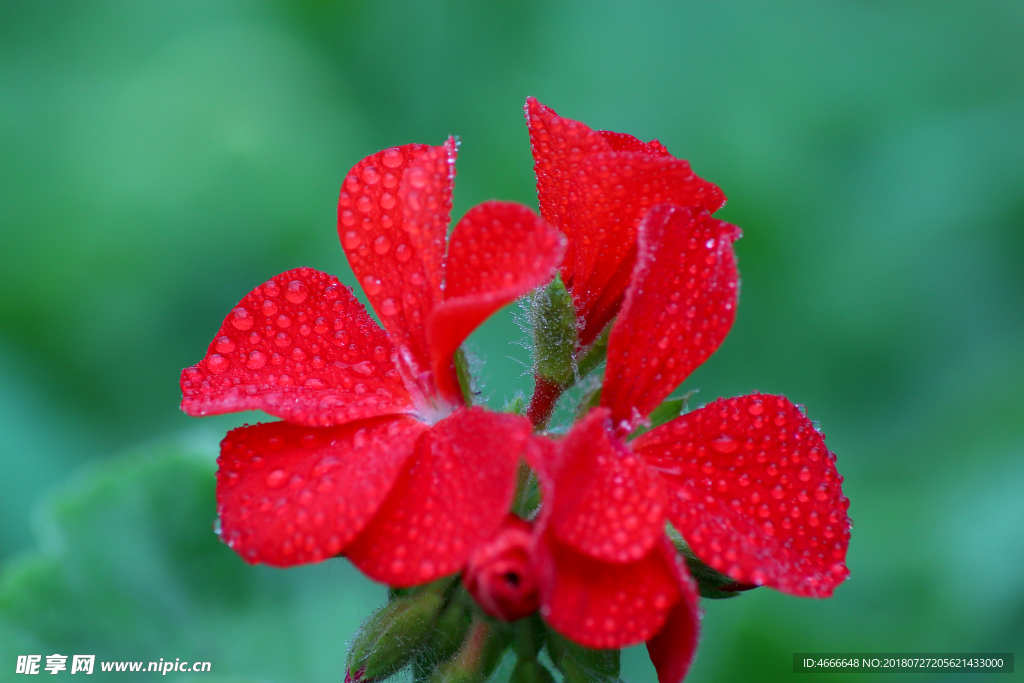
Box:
(1, 1), (1022, 681)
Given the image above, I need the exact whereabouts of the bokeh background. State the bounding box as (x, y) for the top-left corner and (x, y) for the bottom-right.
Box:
(1, 1), (1022, 681)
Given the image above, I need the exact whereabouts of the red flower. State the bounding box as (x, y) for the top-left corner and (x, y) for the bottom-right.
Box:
(525, 97), (726, 348)
(180, 139), (566, 585)
(514, 203), (849, 682)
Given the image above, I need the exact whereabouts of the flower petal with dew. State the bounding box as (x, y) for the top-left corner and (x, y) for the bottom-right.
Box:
(520, 194), (848, 682)
(525, 97), (726, 345)
(182, 139), (565, 586)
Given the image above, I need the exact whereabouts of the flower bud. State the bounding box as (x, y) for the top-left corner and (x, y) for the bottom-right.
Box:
(346, 587), (445, 681)
(531, 276), (578, 388)
(463, 516), (539, 621)
(428, 620), (510, 683)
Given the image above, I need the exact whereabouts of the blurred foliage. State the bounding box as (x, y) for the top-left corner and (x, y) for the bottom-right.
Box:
(1, 0), (1022, 681)
(0, 438), (383, 682)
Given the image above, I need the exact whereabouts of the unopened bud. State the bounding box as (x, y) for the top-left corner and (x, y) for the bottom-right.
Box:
(414, 590), (475, 677)
(347, 587), (445, 681)
(428, 620), (510, 683)
(531, 276), (578, 387)
(463, 516), (539, 621)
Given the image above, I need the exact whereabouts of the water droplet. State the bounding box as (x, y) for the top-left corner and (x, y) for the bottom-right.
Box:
(407, 166), (427, 188)
(261, 299), (278, 317)
(395, 243), (412, 262)
(207, 354), (230, 374)
(381, 148), (404, 168)
(264, 280), (281, 297)
(266, 469), (287, 488)
(215, 336), (236, 353)
(304, 378), (327, 389)
(231, 307), (254, 330)
(748, 401), (764, 416)
(361, 165), (380, 184)
(286, 280), (309, 304)
(343, 231), (361, 249)
(380, 192), (396, 210)
(373, 235), (392, 254)
(380, 298), (398, 316)
(362, 276), (382, 295)
(798, 466), (812, 481)
(711, 435), (738, 454)
(247, 350), (267, 370)
(274, 332), (291, 348)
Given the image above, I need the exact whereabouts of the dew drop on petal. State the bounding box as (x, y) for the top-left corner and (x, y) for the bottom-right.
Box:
(382, 148), (404, 169)
(711, 434), (738, 454)
(361, 165), (380, 185)
(362, 276), (382, 295)
(286, 280), (309, 304)
(247, 350), (267, 370)
(266, 469), (287, 488)
(231, 307), (254, 330)
(207, 354), (230, 374)
(343, 231), (361, 249)
(215, 336), (236, 353)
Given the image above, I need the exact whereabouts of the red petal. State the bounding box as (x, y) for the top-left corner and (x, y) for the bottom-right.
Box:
(525, 97), (611, 256)
(525, 98), (726, 345)
(180, 268), (413, 427)
(338, 140), (457, 386)
(632, 395), (852, 597)
(598, 130), (671, 157)
(427, 201), (565, 403)
(646, 538), (702, 683)
(215, 416), (427, 567)
(345, 407), (531, 586)
(549, 409), (667, 563)
(602, 206), (740, 431)
(536, 530), (680, 650)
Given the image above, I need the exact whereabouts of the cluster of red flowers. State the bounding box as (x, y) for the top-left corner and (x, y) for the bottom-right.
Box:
(181, 99), (850, 683)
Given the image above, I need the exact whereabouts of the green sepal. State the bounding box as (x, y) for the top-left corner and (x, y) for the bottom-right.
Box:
(630, 391), (696, 439)
(510, 659), (557, 683)
(455, 347), (477, 406)
(413, 588), (475, 682)
(531, 276), (578, 388)
(574, 324), (610, 381)
(427, 618), (512, 683)
(347, 586), (446, 681)
(504, 392), (526, 415)
(512, 463), (541, 518)
(546, 631), (621, 683)
(668, 530), (757, 600)
(574, 385), (603, 422)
